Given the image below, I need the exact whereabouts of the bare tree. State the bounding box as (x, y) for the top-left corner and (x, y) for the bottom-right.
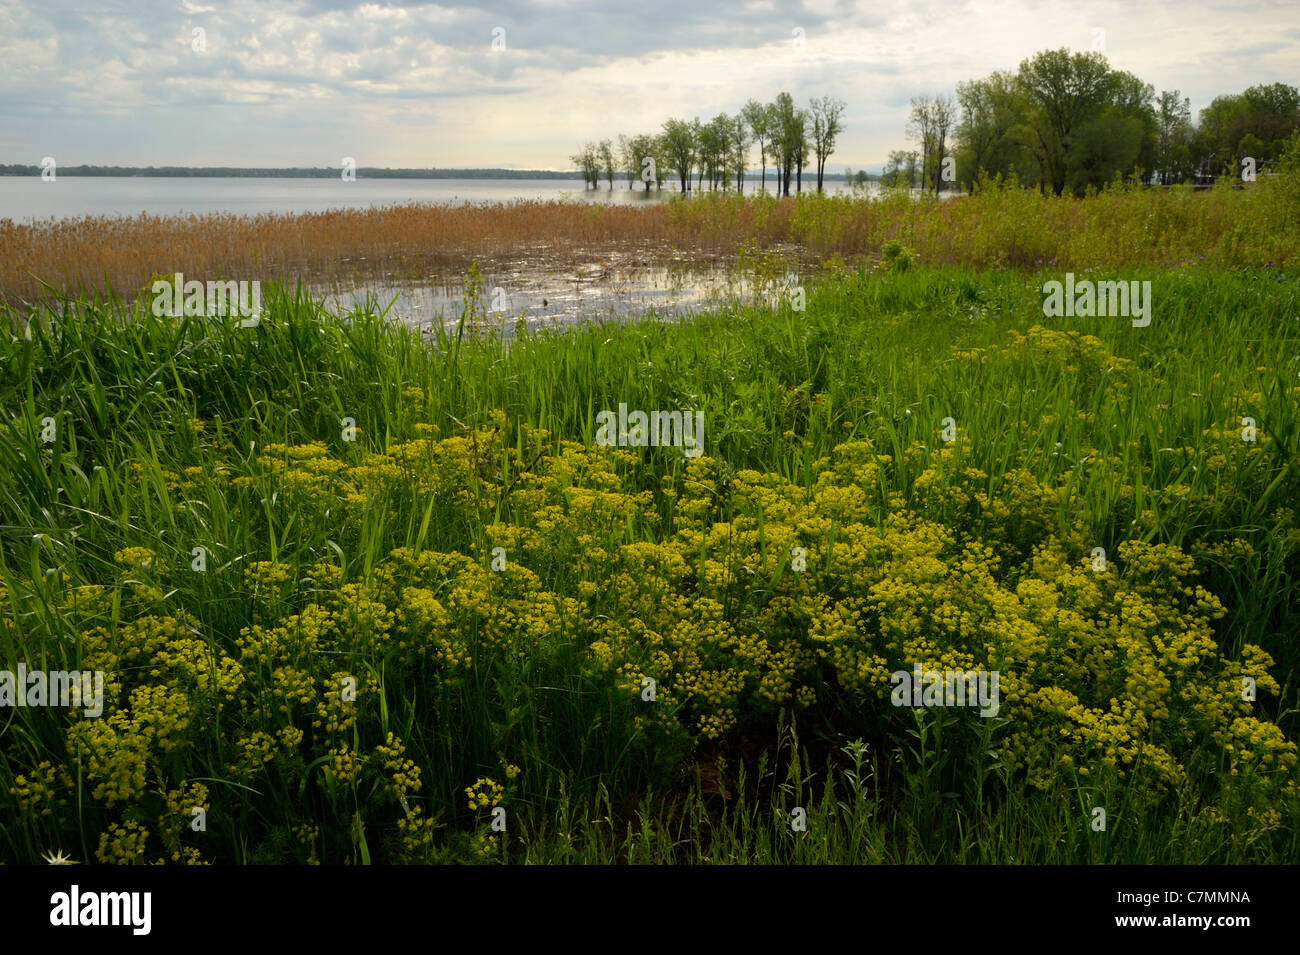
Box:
(730, 113), (752, 192)
(907, 97), (935, 193)
(908, 95), (956, 194)
(793, 108), (810, 193)
(742, 99), (771, 193)
(809, 96), (846, 192)
(598, 139), (615, 190)
(930, 94), (956, 193)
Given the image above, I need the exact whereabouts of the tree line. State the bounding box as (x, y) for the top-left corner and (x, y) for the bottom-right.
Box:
(902, 49), (1299, 196)
(571, 94), (846, 195)
(0, 165), (592, 179)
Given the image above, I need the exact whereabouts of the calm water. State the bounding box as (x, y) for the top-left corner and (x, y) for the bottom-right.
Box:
(2, 174), (878, 329)
(313, 261), (805, 332)
(0, 175), (868, 222)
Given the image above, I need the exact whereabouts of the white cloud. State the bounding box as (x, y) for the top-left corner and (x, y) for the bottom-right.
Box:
(0, 0), (1295, 170)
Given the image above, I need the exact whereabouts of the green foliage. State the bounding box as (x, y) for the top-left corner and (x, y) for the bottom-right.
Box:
(1, 234), (1298, 864)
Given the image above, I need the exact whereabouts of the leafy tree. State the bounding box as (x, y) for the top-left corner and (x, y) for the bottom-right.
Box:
(1066, 114), (1145, 194)
(618, 134), (657, 191)
(1017, 49), (1113, 195)
(954, 72), (1037, 192)
(1105, 70), (1157, 183)
(771, 92), (801, 196)
(708, 113), (734, 189)
(660, 118), (697, 193)
(569, 143), (600, 188)
(1156, 90), (1193, 184)
(1244, 82), (1300, 150)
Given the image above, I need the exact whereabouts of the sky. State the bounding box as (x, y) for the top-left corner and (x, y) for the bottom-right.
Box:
(2, 0), (1298, 173)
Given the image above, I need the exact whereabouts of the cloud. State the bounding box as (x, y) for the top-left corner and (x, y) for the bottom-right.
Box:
(0, 0), (1296, 170)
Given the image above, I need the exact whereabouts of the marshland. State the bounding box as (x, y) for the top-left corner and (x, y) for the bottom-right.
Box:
(2, 32), (1299, 867)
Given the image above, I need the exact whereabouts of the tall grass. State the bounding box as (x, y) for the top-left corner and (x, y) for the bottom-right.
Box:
(4, 138), (1298, 308)
(1, 251), (1297, 863)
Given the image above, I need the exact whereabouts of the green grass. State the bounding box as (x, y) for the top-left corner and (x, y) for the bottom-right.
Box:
(1, 254), (1297, 864)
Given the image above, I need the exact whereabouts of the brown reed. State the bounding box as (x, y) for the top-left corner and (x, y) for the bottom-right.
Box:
(1, 182), (1291, 308)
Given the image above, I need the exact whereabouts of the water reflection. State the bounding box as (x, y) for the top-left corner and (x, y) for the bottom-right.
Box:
(313, 259), (810, 334)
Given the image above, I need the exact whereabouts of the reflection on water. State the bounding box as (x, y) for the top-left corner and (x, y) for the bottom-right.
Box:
(313, 259), (809, 334)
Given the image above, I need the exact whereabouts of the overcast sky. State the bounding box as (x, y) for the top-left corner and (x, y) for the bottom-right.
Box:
(2, 0), (1298, 172)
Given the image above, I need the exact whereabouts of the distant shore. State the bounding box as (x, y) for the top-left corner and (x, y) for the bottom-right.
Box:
(0, 164), (865, 180)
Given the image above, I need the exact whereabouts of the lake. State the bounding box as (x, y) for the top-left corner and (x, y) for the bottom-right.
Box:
(0, 175), (870, 223)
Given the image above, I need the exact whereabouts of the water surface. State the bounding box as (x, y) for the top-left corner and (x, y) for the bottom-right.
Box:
(0, 176), (870, 222)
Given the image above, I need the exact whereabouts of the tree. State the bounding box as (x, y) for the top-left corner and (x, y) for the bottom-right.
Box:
(706, 113), (734, 189)
(1017, 48), (1113, 195)
(1106, 70), (1157, 183)
(660, 118), (696, 192)
(1198, 83), (1300, 175)
(881, 152), (903, 188)
(930, 94), (956, 193)
(794, 108), (810, 192)
(954, 72), (1036, 191)
(907, 97), (935, 193)
(1243, 82), (1300, 152)
(771, 92), (801, 196)
(598, 139), (615, 190)
(742, 99), (772, 194)
(908, 94), (955, 194)
(1066, 114), (1144, 194)
(619, 134), (657, 191)
(1156, 90), (1193, 184)
(691, 118), (706, 190)
(904, 150), (920, 188)
(569, 142), (599, 189)
(730, 113), (752, 193)
(809, 95), (846, 192)
(649, 135), (669, 190)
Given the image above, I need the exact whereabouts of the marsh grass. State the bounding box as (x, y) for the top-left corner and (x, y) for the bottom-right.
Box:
(4, 141), (1298, 308)
(1, 250), (1297, 864)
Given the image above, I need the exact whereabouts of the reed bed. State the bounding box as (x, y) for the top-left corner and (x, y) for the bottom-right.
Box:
(3, 152), (1298, 308)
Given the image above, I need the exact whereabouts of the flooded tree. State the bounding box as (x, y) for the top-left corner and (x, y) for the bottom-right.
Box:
(599, 139), (615, 190)
(742, 99), (772, 194)
(660, 118), (697, 192)
(809, 96), (846, 192)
